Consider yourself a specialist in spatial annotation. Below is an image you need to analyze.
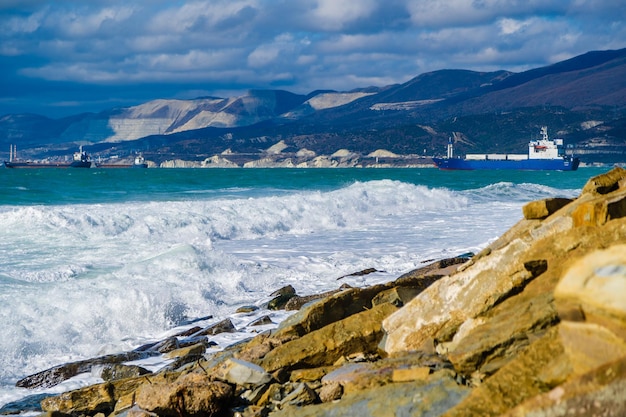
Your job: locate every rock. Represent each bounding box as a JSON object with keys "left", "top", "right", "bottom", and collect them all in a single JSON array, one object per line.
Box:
[
  {"left": 283, "top": 288, "right": 344, "bottom": 311},
  {"left": 442, "top": 321, "right": 626, "bottom": 416},
  {"left": 41, "top": 370, "right": 179, "bottom": 415},
  {"left": 0, "top": 393, "right": 54, "bottom": 415},
  {"left": 214, "top": 358, "right": 272, "bottom": 386},
  {"left": 554, "top": 243, "right": 626, "bottom": 340},
  {"left": 260, "top": 303, "right": 397, "bottom": 373},
  {"left": 100, "top": 364, "right": 151, "bottom": 381},
  {"left": 272, "top": 285, "right": 390, "bottom": 340},
  {"left": 41, "top": 383, "right": 115, "bottom": 414},
  {"left": 191, "top": 318, "right": 236, "bottom": 336},
  {"left": 135, "top": 373, "right": 233, "bottom": 417},
  {"left": 371, "top": 286, "right": 423, "bottom": 307},
  {"left": 391, "top": 366, "right": 431, "bottom": 382},
  {"left": 268, "top": 285, "right": 297, "bottom": 310},
  {"left": 500, "top": 355, "right": 626, "bottom": 417},
  {"left": 16, "top": 351, "right": 157, "bottom": 389},
  {"left": 164, "top": 341, "right": 207, "bottom": 359},
  {"left": 249, "top": 315, "right": 274, "bottom": 326},
  {"left": 278, "top": 383, "right": 318, "bottom": 408},
  {"left": 383, "top": 239, "right": 544, "bottom": 354},
  {"left": 571, "top": 191, "right": 626, "bottom": 227},
  {"left": 269, "top": 372, "right": 469, "bottom": 417},
  {"left": 318, "top": 381, "right": 343, "bottom": 402},
  {"left": 522, "top": 197, "right": 573, "bottom": 220},
  {"left": 581, "top": 166, "right": 626, "bottom": 195},
  {"left": 236, "top": 305, "right": 260, "bottom": 313}
]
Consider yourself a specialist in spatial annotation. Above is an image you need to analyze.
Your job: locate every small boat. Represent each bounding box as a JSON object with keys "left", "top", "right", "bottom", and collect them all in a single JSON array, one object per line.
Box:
[
  {"left": 4, "top": 145, "right": 92, "bottom": 168},
  {"left": 432, "top": 127, "right": 580, "bottom": 171}
]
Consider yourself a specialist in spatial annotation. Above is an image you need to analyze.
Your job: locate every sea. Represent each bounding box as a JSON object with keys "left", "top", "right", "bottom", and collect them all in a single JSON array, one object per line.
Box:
[{"left": 0, "top": 166, "right": 608, "bottom": 410}]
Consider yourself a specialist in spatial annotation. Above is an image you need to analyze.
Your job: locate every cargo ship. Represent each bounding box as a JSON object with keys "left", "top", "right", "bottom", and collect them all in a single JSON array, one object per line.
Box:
[
  {"left": 432, "top": 127, "right": 579, "bottom": 171},
  {"left": 4, "top": 145, "right": 92, "bottom": 168}
]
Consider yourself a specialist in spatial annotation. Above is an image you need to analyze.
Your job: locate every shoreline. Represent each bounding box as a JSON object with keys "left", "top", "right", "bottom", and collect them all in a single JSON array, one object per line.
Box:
[{"left": 2, "top": 167, "right": 626, "bottom": 416}]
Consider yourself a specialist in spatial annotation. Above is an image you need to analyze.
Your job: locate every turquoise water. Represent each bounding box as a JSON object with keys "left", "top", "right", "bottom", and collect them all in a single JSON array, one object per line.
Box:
[
  {"left": 0, "top": 167, "right": 604, "bottom": 206},
  {"left": 0, "top": 165, "right": 611, "bottom": 408}
]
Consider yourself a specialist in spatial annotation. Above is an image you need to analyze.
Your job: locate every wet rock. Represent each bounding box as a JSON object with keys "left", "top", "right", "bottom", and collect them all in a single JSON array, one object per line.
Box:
[
  {"left": 134, "top": 373, "right": 233, "bottom": 417},
  {"left": 236, "top": 305, "right": 260, "bottom": 313},
  {"left": 371, "top": 286, "right": 423, "bottom": 307},
  {"left": 267, "top": 285, "right": 297, "bottom": 310},
  {"left": 283, "top": 288, "right": 344, "bottom": 311},
  {"left": 100, "top": 364, "right": 151, "bottom": 382},
  {"left": 0, "top": 393, "right": 54, "bottom": 415},
  {"left": 16, "top": 351, "right": 157, "bottom": 389},
  {"left": 249, "top": 315, "right": 274, "bottom": 326},
  {"left": 164, "top": 341, "right": 207, "bottom": 359},
  {"left": 191, "top": 318, "right": 236, "bottom": 336}
]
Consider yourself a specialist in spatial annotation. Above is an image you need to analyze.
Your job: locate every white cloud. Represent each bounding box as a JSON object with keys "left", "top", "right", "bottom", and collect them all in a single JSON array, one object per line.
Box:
[{"left": 310, "top": 0, "right": 378, "bottom": 30}]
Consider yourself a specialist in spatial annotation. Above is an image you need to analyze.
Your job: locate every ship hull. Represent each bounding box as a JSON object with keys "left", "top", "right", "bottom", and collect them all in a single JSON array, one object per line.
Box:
[
  {"left": 432, "top": 157, "right": 580, "bottom": 171},
  {"left": 4, "top": 161, "right": 92, "bottom": 168}
]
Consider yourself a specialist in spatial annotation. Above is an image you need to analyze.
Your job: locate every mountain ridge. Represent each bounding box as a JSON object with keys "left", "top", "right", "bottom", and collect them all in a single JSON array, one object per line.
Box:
[{"left": 2, "top": 47, "right": 626, "bottom": 164}]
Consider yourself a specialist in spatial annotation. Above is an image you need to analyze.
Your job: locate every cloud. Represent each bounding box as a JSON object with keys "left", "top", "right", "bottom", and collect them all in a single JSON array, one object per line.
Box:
[{"left": 0, "top": 0, "right": 624, "bottom": 117}]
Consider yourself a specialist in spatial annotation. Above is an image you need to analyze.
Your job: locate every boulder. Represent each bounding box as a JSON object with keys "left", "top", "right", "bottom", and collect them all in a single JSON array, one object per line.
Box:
[
  {"left": 269, "top": 372, "right": 469, "bottom": 417},
  {"left": 191, "top": 318, "right": 236, "bottom": 337},
  {"left": 501, "top": 355, "right": 626, "bottom": 417},
  {"left": 214, "top": 358, "right": 272, "bottom": 386},
  {"left": 522, "top": 197, "right": 573, "bottom": 220},
  {"left": 260, "top": 303, "right": 397, "bottom": 373},
  {"left": 442, "top": 321, "right": 626, "bottom": 416},
  {"left": 554, "top": 243, "right": 626, "bottom": 340},
  {"left": 134, "top": 373, "right": 233, "bottom": 417},
  {"left": 383, "top": 239, "right": 544, "bottom": 354}
]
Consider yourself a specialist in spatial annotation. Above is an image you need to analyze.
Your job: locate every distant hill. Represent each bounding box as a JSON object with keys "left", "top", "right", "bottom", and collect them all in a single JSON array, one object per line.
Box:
[{"left": 2, "top": 48, "right": 625, "bottom": 164}]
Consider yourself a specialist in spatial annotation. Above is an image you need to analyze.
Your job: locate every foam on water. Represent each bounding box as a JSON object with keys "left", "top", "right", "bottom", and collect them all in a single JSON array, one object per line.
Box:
[{"left": 0, "top": 179, "right": 580, "bottom": 407}]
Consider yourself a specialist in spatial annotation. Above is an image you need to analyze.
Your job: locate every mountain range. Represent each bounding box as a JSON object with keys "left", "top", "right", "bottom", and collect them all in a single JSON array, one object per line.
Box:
[{"left": 2, "top": 47, "right": 626, "bottom": 165}]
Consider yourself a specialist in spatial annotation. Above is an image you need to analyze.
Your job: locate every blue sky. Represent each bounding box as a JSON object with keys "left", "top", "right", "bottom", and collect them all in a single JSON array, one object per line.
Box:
[{"left": 1, "top": 0, "right": 624, "bottom": 118}]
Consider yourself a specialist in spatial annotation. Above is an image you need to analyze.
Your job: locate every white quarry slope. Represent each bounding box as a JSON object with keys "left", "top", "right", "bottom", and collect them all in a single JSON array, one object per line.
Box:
[{"left": 281, "top": 91, "right": 375, "bottom": 119}]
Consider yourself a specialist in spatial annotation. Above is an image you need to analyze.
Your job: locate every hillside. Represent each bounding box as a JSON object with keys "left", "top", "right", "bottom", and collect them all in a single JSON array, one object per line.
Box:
[{"left": 1, "top": 48, "right": 625, "bottom": 165}]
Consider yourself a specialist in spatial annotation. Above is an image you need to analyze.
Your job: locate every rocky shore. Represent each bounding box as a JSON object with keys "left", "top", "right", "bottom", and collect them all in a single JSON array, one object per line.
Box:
[{"left": 3, "top": 168, "right": 626, "bottom": 417}]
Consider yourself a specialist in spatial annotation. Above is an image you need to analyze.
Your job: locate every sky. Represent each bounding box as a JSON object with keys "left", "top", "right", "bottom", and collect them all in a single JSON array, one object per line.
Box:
[{"left": 1, "top": 0, "right": 624, "bottom": 118}]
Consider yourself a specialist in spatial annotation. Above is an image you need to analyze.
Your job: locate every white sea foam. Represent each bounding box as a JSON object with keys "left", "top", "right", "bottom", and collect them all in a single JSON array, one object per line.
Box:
[{"left": 0, "top": 179, "right": 575, "bottom": 408}]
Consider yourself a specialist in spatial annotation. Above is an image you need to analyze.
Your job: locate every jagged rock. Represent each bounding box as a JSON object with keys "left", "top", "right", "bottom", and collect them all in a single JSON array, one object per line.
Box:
[
  {"left": 501, "top": 355, "right": 626, "bottom": 417},
  {"left": 273, "top": 285, "right": 390, "bottom": 339},
  {"left": 42, "top": 370, "right": 180, "bottom": 415},
  {"left": 236, "top": 305, "right": 260, "bottom": 313},
  {"left": 100, "top": 364, "right": 151, "bottom": 381},
  {"left": 0, "top": 393, "right": 54, "bottom": 415},
  {"left": 442, "top": 321, "right": 626, "bottom": 416},
  {"left": 260, "top": 303, "right": 397, "bottom": 373},
  {"left": 581, "top": 166, "right": 626, "bottom": 195},
  {"left": 554, "top": 243, "right": 626, "bottom": 339},
  {"left": 571, "top": 190, "right": 626, "bottom": 226},
  {"left": 41, "top": 383, "right": 116, "bottom": 415},
  {"left": 383, "top": 239, "right": 545, "bottom": 354},
  {"left": 371, "top": 286, "right": 423, "bottom": 307},
  {"left": 283, "top": 288, "right": 344, "bottom": 311},
  {"left": 191, "top": 318, "right": 236, "bottom": 336},
  {"left": 522, "top": 197, "right": 573, "bottom": 219},
  {"left": 278, "top": 382, "right": 318, "bottom": 408},
  {"left": 135, "top": 373, "right": 233, "bottom": 417},
  {"left": 269, "top": 372, "right": 469, "bottom": 417},
  {"left": 318, "top": 381, "right": 343, "bottom": 402},
  {"left": 164, "top": 341, "right": 207, "bottom": 359},
  {"left": 267, "top": 285, "right": 297, "bottom": 310},
  {"left": 248, "top": 315, "right": 274, "bottom": 326},
  {"left": 16, "top": 351, "right": 157, "bottom": 389},
  {"left": 214, "top": 358, "right": 272, "bottom": 386}
]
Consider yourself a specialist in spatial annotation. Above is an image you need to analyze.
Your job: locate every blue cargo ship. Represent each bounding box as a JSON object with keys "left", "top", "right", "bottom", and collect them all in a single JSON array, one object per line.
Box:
[{"left": 433, "top": 127, "right": 579, "bottom": 171}]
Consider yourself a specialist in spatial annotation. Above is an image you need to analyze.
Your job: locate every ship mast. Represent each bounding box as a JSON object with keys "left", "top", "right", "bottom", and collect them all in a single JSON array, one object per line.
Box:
[{"left": 447, "top": 137, "right": 454, "bottom": 159}]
